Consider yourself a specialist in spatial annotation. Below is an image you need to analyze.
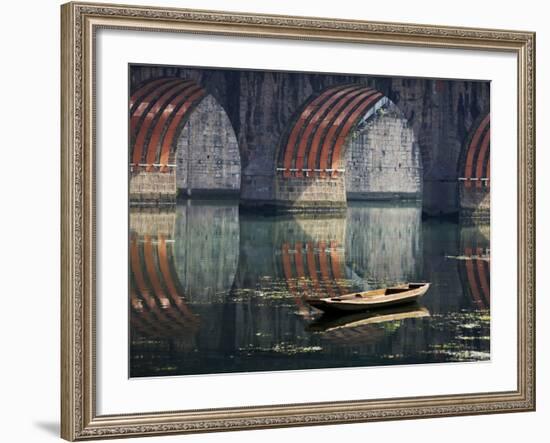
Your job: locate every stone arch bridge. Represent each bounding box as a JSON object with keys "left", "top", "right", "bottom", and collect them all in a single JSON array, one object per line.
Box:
[{"left": 129, "top": 65, "right": 490, "bottom": 217}]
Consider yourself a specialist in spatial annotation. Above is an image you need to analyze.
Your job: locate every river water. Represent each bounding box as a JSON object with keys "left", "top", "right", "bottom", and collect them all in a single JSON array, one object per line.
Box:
[{"left": 129, "top": 200, "right": 490, "bottom": 377}]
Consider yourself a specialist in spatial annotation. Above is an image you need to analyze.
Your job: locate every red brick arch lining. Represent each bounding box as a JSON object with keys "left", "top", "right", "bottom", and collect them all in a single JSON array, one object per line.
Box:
[
  {"left": 279, "top": 84, "right": 384, "bottom": 179},
  {"left": 462, "top": 114, "right": 490, "bottom": 189},
  {"left": 130, "top": 78, "right": 206, "bottom": 173}
]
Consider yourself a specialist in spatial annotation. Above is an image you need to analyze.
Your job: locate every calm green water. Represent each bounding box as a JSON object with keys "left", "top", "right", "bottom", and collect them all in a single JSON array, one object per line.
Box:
[{"left": 129, "top": 201, "right": 490, "bottom": 377}]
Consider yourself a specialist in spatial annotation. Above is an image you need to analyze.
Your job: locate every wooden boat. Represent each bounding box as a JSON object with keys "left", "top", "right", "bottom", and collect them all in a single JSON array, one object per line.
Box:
[
  {"left": 306, "top": 283, "right": 430, "bottom": 313},
  {"left": 307, "top": 304, "right": 430, "bottom": 333}
]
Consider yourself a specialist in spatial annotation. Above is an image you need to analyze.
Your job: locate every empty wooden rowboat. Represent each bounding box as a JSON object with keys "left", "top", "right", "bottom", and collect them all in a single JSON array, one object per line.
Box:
[{"left": 306, "top": 283, "right": 430, "bottom": 313}]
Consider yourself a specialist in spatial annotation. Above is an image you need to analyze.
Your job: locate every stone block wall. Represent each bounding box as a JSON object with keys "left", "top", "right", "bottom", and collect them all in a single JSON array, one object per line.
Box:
[
  {"left": 176, "top": 95, "right": 240, "bottom": 196},
  {"left": 274, "top": 174, "right": 347, "bottom": 211},
  {"left": 345, "top": 101, "right": 422, "bottom": 200},
  {"left": 129, "top": 170, "right": 176, "bottom": 203},
  {"left": 345, "top": 202, "right": 422, "bottom": 287}
]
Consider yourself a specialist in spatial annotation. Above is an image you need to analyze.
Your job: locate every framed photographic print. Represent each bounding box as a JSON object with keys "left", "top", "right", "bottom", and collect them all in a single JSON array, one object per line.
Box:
[{"left": 61, "top": 1, "right": 536, "bottom": 440}]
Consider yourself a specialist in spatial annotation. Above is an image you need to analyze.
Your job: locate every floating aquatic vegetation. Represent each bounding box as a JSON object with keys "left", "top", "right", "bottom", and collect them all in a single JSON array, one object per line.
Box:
[{"left": 238, "top": 342, "right": 323, "bottom": 355}]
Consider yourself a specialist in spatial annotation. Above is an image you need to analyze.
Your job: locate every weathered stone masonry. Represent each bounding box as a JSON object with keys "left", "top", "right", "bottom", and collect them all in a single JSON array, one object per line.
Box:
[
  {"left": 176, "top": 95, "right": 241, "bottom": 197},
  {"left": 130, "top": 67, "right": 490, "bottom": 215}
]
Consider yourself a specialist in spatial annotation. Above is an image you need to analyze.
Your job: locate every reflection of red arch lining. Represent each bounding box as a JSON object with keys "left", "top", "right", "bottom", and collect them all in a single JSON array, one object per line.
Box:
[
  {"left": 130, "top": 277, "right": 195, "bottom": 337},
  {"left": 143, "top": 235, "right": 190, "bottom": 328},
  {"left": 464, "top": 247, "right": 483, "bottom": 308},
  {"left": 130, "top": 286, "right": 168, "bottom": 336},
  {"left": 294, "top": 242, "right": 312, "bottom": 297},
  {"left": 158, "top": 88, "right": 206, "bottom": 171},
  {"left": 130, "top": 78, "right": 175, "bottom": 114},
  {"left": 143, "top": 236, "right": 170, "bottom": 307},
  {"left": 133, "top": 82, "right": 192, "bottom": 167},
  {"left": 464, "top": 115, "right": 489, "bottom": 177},
  {"left": 140, "top": 81, "right": 193, "bottom": 168},
  {"left": 130, "top": 79, "right": 182, "bottom": 141},
  {"left": 130, "top": 233, "right": 197, "bottom": 333},
  {"left": 130, "top": 236, "right": 173, "bottom": 326},
  {"left": 145, "top": 84, "right": 203, "bottom": 171},
  {"left": 157, "top": 236, "right": 197, "bottom": 320},
  {"left": 476, "top": 248, "right": 490, "bottom": 306},
  {"left": 281, "top": 243, "right": 306, "bottom": 310},
  {"left": 309, "top": 88, "right": 376, "bottom": 177},
  {"left": 464, "top": 247, "right": 486, "bottom": 309}
]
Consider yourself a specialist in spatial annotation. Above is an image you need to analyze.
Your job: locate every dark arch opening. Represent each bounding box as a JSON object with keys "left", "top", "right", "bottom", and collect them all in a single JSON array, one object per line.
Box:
[{"left": 274, "top": 84, "right": 422, "bottom": 209}]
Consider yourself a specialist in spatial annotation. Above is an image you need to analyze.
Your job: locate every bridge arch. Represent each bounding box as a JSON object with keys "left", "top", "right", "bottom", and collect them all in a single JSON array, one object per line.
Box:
[
  {"left": 274, "top": 84, "right": 422, "bottom": 209},
  {"left": 457, "top": 223, "right": 490, "bottom": 310},
  {"left": 129, "top": 77, "right": 241, "bottom": 202}
]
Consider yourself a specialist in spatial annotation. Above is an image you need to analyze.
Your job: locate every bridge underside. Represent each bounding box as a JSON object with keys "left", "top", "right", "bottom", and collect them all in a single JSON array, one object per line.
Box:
[{"left": 128, "top": 70, "right": 490, "bottom": 218}]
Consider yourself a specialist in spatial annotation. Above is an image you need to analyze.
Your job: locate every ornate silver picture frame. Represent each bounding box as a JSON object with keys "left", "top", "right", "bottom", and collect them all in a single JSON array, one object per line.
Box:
[{"left": 61, "top": 1, "right": 535, "bottom": 440}]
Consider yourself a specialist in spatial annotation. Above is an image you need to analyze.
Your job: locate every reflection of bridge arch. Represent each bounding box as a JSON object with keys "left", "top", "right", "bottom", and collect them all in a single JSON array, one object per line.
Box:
[
  {"left": 130, "top": 231, "right": 199, "bottom": 340},
  {"left": 129, "top": 77, "right": 241, "bottom": 201},
  {"left": 458, "top": 224, "right": 490, "bottom": 310},
  {"left": 274, "top": 84, "right": 421, "bottom": 208},
  {"left": 458, "top": 114, "right": 490, "bottom": 217},
  {"left": 232, "top": 207, "right": 424, "bottom": 317}
]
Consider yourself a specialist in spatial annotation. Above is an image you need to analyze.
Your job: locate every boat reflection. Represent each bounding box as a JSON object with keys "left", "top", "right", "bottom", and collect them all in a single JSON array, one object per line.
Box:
[{"left": 307, "top": 303, "right": 430, "bottom": 333}]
